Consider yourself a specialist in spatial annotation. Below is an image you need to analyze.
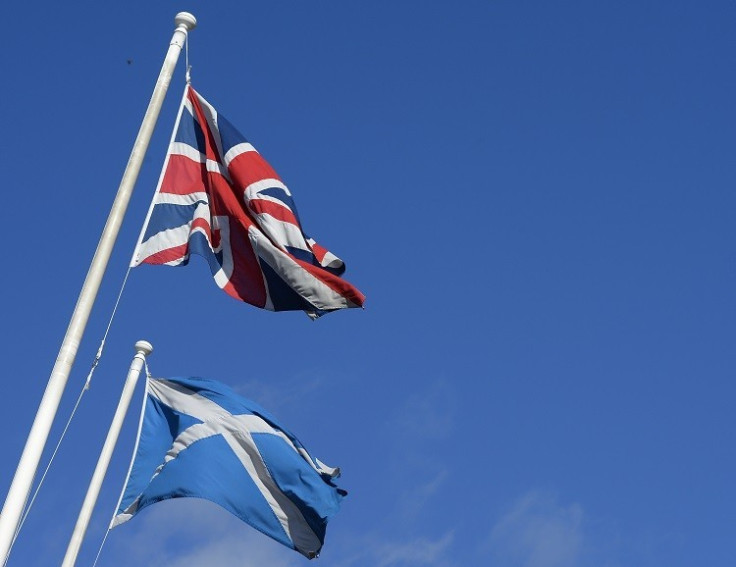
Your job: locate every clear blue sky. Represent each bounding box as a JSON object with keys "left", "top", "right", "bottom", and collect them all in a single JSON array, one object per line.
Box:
[{"left": 0, "top": 2, "right": 734, "bottom": 566}]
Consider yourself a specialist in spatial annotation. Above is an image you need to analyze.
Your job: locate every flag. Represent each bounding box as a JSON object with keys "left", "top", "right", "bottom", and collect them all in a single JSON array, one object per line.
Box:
[
  {"left": 113, "top": 376, "right": 345, "bottom": 559},
  {"left": 131, "top": 86, "right": 364, "bottom": 318}
]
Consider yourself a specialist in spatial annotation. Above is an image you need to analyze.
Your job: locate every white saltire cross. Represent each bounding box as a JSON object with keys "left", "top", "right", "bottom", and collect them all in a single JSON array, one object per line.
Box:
[{"left": 115, "top": 378, "right": 329, "bottom": 555}]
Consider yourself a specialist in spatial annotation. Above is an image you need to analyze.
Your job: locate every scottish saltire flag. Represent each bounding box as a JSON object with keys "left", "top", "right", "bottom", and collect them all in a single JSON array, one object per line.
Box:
[
  {"left": 131, "top": 86, "right": 364, "bottom": 318},
  {"left": 112, "top": 376, "right": 345, "bottom": 559}
]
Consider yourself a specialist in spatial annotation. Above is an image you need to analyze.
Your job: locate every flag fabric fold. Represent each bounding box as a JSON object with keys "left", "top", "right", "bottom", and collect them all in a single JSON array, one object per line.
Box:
[
  {"left": 112, "top": 375, "right": 345, "bottom": 559},
  {"left": 132, "top": 85, "right": 364, "bottom": 318}
]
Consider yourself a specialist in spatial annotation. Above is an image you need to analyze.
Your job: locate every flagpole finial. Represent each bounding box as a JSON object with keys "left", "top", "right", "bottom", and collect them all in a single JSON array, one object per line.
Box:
[
  {"left": 134, "top": 340, "right": 154, "bottom": 357},
  {"left": 175, "top": 12, "right": 197, "bottom": 32}
]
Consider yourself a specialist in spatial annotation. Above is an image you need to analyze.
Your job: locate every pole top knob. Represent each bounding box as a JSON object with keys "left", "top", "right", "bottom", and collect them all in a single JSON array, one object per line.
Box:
[
  {"left": 134, "top": 340, "right": 154, "bottom": 357},
  {"left": 175, "top": 12, "right": 197, "bottom": 31}
]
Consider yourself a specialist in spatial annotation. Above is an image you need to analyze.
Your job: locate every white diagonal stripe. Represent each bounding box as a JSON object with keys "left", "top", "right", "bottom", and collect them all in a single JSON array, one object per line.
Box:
[
  {"left": 193, "top": 92, "right": 226, "bottom": 164},
  {"left": 149, "top": 380, "right": 306, "bottom": 465},
  {"left": 142, "top": 379, "right": 322, "bottom": 554},
  {"left": 247, "top": 227, "right": 353, "bottom": 310},
  {"left": 223, "top": 142, "right": 257, "bottom": 168},
  {"left": 169, "top": 142, "right": 229, "bottom": 178},
  {"left": 222, "top": 430, "right": 322, "bottom": 555},
  {"left": 135, "top": 202, "right": 212, "bottom": 265},
  {"left": 245, "top": 178, "right": 292, "bottom": 199},
  {"left": 148, "top": 379, "right": 230, "bottom": 423},
  {"left": 254, "top": 215, "right": 310, "bottom": 252},
  {"left": 154, "top": 191, "right": 209, "bottom": 206}
]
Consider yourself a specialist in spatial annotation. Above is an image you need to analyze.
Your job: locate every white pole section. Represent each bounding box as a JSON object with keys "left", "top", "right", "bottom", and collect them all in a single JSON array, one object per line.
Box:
[
  {"left": 61, "top": 341, "right": 153, "bottom": 567},
  {"left": 0, "top": 13, "right": 196, "bottom": 564}
]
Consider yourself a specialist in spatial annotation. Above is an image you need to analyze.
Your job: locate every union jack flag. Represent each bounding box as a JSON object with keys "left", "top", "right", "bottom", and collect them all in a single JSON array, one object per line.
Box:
[{"left": 131, "top": 86, "right": 364, "bottom": 318}]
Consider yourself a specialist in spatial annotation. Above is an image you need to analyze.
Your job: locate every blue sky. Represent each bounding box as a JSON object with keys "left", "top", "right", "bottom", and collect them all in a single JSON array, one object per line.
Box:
[{"left": 0, "top": 2, "right": 734, "bottom": 566}]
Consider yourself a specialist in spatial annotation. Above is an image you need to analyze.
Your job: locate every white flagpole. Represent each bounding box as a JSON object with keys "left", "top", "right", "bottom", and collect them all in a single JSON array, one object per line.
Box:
[
  {"left": 61, "top": 341, "right": 153, "bottom": 567},
  {"left": 0, "top": 13, "right": 196, "bottom": 563}
]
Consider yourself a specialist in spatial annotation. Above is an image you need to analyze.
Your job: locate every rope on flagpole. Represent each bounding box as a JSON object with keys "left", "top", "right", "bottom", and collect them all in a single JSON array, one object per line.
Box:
[
  {"left": 84, "top": 265, "right": 134, "bottom": 391},
  {"left": 3, "top": 265, "right": 136, "bottom": 561},
  {"left": 90, "top": 359, "right": 152, "bottom": 567},
  {"left": 3, "top": 15, "right": 195, "bottom": 556},
  {"left": 185, "top": 28, "right": 192, "bottom": 84},
  {"left": 90, "top": 525, "right": 111, "bottom": 567},
  {"left": 25, "top": 71, "right": 196, "bottom": 546},
  {"left": 6, "top": 385, "right": 87, "bottom": 559},
  {"left": 0, "top": 15, "right": 197, "bottom": 561}
]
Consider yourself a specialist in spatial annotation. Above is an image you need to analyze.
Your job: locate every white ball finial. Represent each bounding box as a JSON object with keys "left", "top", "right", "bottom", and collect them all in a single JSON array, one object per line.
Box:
[
  {"left": 134, "top": 340, "right": 154, "bottom": 357},
  {"left": 175, "top": 12, "right": 197, "bottom": 31}
]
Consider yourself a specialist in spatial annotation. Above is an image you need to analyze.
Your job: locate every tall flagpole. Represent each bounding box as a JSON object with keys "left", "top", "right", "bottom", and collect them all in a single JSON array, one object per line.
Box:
[
  {"left": 0, "top": 13, "right": 196, "bottom": 564},
  {"left": 61, "top": 341, "right": 153, "bottom": 567}
]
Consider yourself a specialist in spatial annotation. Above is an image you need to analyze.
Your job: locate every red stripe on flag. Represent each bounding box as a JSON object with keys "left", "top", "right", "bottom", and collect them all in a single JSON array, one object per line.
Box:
[
  {"left": 309, "top": 241, "right": 328, "bottom": 264},
  {"left": 142, "top": 244, "right": 189, "bottom": 265},
  {"left": 188, "top": 88, "right": 224, "bottom": 164},
  {"left": 160, "top": 155, "right": 207, "bottom": 195},
  {"left": 248, "top": 199, "right": 299, "bottom": 226},
  {"left": 204, "top": 170, "right": 269, "bottom": 307},
  {"left": 228, "top": 150, "right": 281, "bottom": 192},
  {"left": 190, "top": 217, "right": 210, "bottom": 234}
]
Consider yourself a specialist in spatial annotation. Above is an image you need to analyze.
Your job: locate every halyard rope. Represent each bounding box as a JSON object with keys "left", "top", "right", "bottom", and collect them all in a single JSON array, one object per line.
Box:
[
  {"left": 6, "top": 29, "right": 194, "bottom": 560},
  {"left": 5, "top": 265, "right": 134, "bottom": 562},
  {"left": 91, "top": 360, "right": 152, "bottom": 567},
  {"left": 185, "top": 31, "right": 192, "bottom": 84},
  {"left": 90, "top": 521, "right": 111, "bottom": 567}
]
